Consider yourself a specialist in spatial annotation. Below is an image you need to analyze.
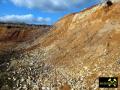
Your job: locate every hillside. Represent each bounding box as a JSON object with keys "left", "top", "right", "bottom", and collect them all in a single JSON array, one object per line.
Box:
[
  {"left": 33, "top": 2, "right": 120, "bottom": 89},
  {"left": 0, "top": 1, "right": 120, "bottom": 90}
]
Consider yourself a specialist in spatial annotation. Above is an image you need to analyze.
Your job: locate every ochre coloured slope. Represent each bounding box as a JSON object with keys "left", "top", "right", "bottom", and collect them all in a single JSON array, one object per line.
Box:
[{"left": 31, "top": 3, "right": 120, "bottom": 89}]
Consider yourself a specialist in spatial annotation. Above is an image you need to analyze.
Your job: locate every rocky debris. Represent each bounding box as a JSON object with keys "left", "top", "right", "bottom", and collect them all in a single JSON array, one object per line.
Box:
[
  {"left": 0, "top": 48, "right": 74, "bottom": 90},
  {"left": 0, "top": 49, "right": 52, "bottom": 90}
]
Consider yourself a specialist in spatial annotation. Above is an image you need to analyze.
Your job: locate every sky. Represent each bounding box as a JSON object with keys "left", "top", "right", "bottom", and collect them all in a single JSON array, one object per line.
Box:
[{"left": 0, "top": 0, "right": 101, "bottom": 25}]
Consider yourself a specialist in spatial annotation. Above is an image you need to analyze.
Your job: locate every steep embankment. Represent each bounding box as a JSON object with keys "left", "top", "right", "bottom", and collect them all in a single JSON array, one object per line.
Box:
[
  {"left": 40, "top": 3, "right": 120, "bottom": 67},
  {"left": 33, "top": 2, "right": 120, "bottom": 89},
  {"left": 1, "top": 1, "right": 120, "bottom": 90}
]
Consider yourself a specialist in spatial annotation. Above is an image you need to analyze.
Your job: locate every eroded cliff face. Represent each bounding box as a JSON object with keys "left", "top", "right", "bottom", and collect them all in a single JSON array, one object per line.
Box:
[
  {"left": 0, "top": 23, "right": 51, "bottom": 53},
  {"left": 0, "top": 2, "right": 120, "bottom": 90}
]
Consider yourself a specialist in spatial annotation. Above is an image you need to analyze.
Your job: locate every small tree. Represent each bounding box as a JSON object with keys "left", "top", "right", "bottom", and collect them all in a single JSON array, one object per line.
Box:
[{"left": 106, "top": 0, "right": 113, "bottom": 7}]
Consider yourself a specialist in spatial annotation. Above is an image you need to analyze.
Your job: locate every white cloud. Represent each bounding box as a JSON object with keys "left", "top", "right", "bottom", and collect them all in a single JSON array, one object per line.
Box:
[
  {"left": 0, "top": 14, "right": 51, "bottom": 24},
  {"left": 10, "top": 0, "right": 101, "bottom": 12}
]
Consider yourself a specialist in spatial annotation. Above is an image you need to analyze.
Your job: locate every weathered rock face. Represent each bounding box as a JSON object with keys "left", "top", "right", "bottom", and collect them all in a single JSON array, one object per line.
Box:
[{"left": 0, "top": 2, "right": 120, "bottom": 90}]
